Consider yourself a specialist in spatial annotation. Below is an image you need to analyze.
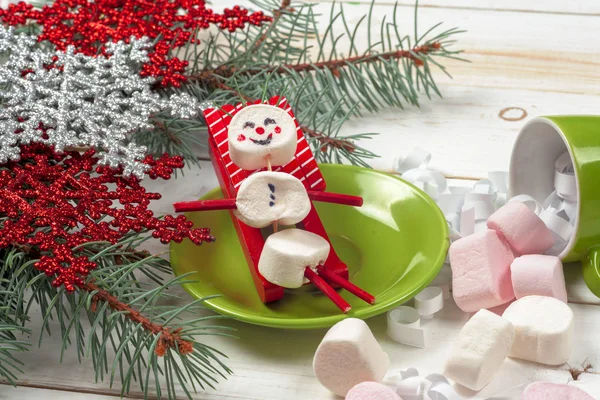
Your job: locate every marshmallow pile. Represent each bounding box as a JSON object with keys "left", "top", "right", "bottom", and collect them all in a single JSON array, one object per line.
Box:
[
  {"left": 228, "top": 104, "right": 330, "bottom": 289},
  {"left": 446, "top": 201, "right": 575, "bottom": 391},
  {"left": 445, "top": 296, "right": 574, "bottom": 391},
  {"left": 449, "top": 201, "right": 568, "bottom": 312},
  {"left": 395, "top": 149, "right": 580, "bottom": 393}
]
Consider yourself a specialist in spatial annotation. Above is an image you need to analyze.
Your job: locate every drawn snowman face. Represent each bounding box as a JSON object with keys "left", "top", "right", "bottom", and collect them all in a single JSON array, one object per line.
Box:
[{"left": 228, "top": 104, "right": 297, "bottom": 170}]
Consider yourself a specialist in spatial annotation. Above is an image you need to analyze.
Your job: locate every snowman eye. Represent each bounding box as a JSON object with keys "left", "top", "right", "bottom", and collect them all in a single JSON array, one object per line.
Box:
[
  {"left": 264, "top": 118, "right": 276, "bottom": 126},
  {"left": 243, "top": 121, "right": 255, "bottom": 129}
]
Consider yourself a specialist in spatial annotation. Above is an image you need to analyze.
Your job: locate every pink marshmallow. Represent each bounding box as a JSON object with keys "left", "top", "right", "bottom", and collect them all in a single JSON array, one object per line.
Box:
[
  {"left": 345, "top": 382, "right": 401, "bottom": 400},
  {"left": 487, "top": 202, "right": 554, "bottom": 255},
  {"left": 523, "top": 382, "right": 594, "bottom": 400},
  {"left": 511, "top": 255, "right": 568, "bottom": 302},
  {"left": 449, "top": 229, "right": 515, "bottom": 312}
]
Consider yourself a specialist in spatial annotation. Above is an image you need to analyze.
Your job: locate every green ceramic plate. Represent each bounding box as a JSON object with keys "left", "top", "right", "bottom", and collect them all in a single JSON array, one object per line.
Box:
[{"left": 170, "top": 164, "right": 449, "bottom": 329}]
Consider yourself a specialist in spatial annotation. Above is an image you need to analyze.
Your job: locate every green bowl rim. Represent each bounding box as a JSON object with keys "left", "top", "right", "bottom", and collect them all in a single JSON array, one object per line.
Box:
[{"left": 170, "top": 163, "right": 449, "bottom": 329}]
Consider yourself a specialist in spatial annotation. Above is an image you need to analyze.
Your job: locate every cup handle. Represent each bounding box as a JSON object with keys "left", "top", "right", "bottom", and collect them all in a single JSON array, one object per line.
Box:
[{"left": 583, "top": 247, "right": 600, "bottom": 298}]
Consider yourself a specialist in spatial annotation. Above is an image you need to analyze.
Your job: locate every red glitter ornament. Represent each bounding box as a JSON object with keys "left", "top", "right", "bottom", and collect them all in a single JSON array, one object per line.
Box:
[
  {"left": 0, "top": 142, "right": 214, "bottom": 292},
  {"left": 0, "top": 1, "right": 272, "bottom": 87}
]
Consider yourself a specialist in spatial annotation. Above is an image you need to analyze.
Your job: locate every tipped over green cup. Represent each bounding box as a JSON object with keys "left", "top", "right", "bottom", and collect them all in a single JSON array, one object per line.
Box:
[{"left": 509, "top": 116, "right": 600, "bottom": 297}]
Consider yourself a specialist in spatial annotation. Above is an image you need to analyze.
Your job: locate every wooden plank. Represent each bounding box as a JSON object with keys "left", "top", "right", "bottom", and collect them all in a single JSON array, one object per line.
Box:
[
  {"left": 0, "top": 386, "right": 125, "bottom": 400},
  {"left": 5, "top": 1, "right": 600, "bottom": 398},
  {"left": 332, "top": 0, "right": 600, "bottom": 16}
]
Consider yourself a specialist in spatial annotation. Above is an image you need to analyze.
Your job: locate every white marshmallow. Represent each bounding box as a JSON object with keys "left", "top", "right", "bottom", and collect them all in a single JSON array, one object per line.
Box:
[
  {"left": 502, "top": 295, "right": 574, "bottom": 366},
  {"left": 444, "top": 309, "right": 514, "bottom": 391},
  {"left": 313, "top": 318, "right": 390, "bottom": 397},
  {"left": 258, "top": 229, "right": 330, "bottom": 288},
  {"left": 235, "top": 171, "right": 311, "bottom": 228},
  {"left": 228, "top": 104, "right": 297, "bottom": 170}
]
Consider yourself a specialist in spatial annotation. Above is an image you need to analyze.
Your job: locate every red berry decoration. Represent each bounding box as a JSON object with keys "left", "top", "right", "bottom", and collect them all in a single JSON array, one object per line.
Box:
[
  {"left": 0, "top": 1, "right": 272, "bottom": 87},
  {"left": 0, "top": 142, "right": 214, "bottom": 292}
]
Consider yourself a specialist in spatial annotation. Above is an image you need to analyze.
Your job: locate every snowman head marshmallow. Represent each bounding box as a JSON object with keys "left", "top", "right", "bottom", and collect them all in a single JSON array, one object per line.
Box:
[{"left": 228, "top": 104, "right": 297, "bottom": 170}]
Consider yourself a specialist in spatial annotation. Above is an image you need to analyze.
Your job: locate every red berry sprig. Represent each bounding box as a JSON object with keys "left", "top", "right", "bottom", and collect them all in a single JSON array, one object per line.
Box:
[
  {"left": 0, "top": 1, "right": 272, "bottom": 87},
  {"left": 0, "top": 142, "right": 213, "bottom": 292}
]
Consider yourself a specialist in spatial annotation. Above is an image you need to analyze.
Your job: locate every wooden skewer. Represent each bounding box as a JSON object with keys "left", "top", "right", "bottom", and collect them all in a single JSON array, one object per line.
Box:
[
  {"left": 174, "top": 191, "right": 362, "bottom": 213},
  {"left": 266, "top": 155, "right": 278, "bottom": 233},
  {"left": 317, "top": 267, "right": 375, "bottom": 305},
  {"left": 304, "top": 267, "right": 351, "bottom": 313}
]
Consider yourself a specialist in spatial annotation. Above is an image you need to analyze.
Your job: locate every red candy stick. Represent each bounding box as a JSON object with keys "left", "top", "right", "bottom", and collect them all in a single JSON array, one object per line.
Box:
[
  {"left": 318, "top": 267, "right": 375, "bottom": 305},
  {"left": 174, "top": 198, "right": 236, "bottom": 213},
  {"left": 304, "top": 267, "right": 352, "bottom": 313}
]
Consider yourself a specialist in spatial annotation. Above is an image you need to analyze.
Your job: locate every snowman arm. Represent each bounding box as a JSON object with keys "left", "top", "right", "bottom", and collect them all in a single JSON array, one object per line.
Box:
[
  {"left": 173, "top": 198, "right": 236, "bottom": 213},
  {"left": 306, "top": 191, "right": 363, "bottom": 207}
]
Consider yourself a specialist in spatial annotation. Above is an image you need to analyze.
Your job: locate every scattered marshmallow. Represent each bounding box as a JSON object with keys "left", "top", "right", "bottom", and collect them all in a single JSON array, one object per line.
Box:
[
  {"left": 345, "top": 382, "right": 401, "bottom": 400},
  {"left": 449, "top": 230, "right": 515, "bottom": 312},
  {"left": 510, "top": 255, "right": 567, "bottom": 302},
  {"left": 258, "top": 228, "right": 330, "bottom": 288},
  {"left": 487, "top": 201, "right": 554, "bottom": 255},
  {"left": 502, "top": 295, "right": 574, "bottom": 365},
  {"left": 235, "top": 171, "right": 311, "bottom": 228},
  {"left": 228, "top": 104, "right": 298, "bottom": 170},
  {"left": 523, "top": 382, "right": 594, "bottom": 400},
  {"left": 444, "top": 309, "right": 515, "bottom": 391},
  {"left": 313, "top": 318, "right": 390, "bottom": 397}
]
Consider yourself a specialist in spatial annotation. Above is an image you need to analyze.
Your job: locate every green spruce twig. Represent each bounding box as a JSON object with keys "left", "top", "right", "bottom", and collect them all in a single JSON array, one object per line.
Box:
[
  {"left": 2, "top": 238, "right": 232, "bottom": 399},
  {"left": 164, "top": 0, "right": 465, "bottom": 167}
]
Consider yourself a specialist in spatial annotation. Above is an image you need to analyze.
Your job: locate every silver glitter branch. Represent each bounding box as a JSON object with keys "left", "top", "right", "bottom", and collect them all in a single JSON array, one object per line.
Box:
[{"left": 0, "top": 27, "right": 198, "bottom": 177}]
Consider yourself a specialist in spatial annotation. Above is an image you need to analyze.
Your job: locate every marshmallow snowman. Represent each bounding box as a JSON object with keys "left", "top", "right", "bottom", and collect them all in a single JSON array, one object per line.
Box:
[
  {"left": 228, "top": 104, "right": 298, "bottom": 170},
  {"left": 229, "top": 104, "right": 328, "bottom": 290},
  {"left": 235, "top": 171, "right": 311, "bottom": 228}
]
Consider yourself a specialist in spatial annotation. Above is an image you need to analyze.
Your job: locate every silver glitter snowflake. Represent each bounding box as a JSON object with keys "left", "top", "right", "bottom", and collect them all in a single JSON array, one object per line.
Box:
[{"left": 0, "top": 27, "right": 198, "bottom": 177}]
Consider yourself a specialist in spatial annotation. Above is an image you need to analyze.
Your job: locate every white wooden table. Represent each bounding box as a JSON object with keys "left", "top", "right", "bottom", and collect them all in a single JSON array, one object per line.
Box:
[{"left": 4, "top": 1, "right": 600, "bottom": 399}]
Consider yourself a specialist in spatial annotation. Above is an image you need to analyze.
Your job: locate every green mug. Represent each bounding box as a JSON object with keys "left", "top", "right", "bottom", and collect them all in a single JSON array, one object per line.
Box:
[{"left": 509, "top": 116, "right": 600, "bottom": 297}]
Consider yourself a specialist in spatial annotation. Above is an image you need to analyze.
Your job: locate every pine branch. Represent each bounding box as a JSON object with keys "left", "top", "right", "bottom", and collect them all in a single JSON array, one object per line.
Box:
[
  {"left": 0, "top": 319, "right": 29, "bottom": 385},
  {"left": 268, "top": 42, "right": 442, "bottom": 74},
  {"left": 167, "top": 0, "right": 465, "bottom": 167},
  {"left": 0, "top": 252, "right": 31, "bottom": 385},
  {"left": 251, "top": 0, "right": 293, "bottom": 50},
  {"left": 6, "top": 236, "right": 231, "bottom": 399},
  {"left": 84, "top": 281, "right": 194, "bottom": 357}
]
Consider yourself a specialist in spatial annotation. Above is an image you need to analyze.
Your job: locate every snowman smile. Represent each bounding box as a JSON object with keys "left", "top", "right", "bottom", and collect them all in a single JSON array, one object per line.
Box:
[{"left": 250, "top": 133, "right": 273, "bottom": 146}]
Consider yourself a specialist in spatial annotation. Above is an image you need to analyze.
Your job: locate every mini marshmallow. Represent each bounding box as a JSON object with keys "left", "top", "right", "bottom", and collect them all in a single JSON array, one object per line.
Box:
[
  {"left": 523, "top": 382, "right": 594, "bottom": 400},
  {"left": 345, "top": 382, "right": 401, "bottom": 400},
  {"left": 235, "top": 171, "right": 311, "bottom": 228},
  {"left": 313, "top": 318, "right": 390, "bottom": 397},
  {"left": 502, "top": 295, "right": 574, "bottom": 365},
  {"left": 258, "top": 229, "right": 330, "bottom": 288},
  {"left": 228, "top": 104, "right": 297, "bottom": 170},
  {"left": 510, "top": 255, "right": 567, "bottom": 302},
  {"left": 448, "top": 230, "right": 515, "bottom": 312},
  {"left": 487, "top": 201, "right": 554, "bottom": 255},
  {"left": 444, "top": 309, "right": 514, "bottom": 391}
]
